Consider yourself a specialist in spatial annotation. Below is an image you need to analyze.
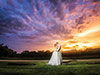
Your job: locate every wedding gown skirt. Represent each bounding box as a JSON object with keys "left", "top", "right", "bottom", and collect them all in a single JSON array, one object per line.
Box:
[{"left": 48, "top": 50, "right": 62, "bottom": 65}]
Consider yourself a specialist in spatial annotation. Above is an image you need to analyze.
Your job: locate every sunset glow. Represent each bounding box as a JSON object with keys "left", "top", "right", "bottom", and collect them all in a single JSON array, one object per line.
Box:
[
  {"left": 62, "top": 21, "right": 100, "bottom": 51},
  {"left": 0, "top": 0, "right": 100, "bottom": 52}
]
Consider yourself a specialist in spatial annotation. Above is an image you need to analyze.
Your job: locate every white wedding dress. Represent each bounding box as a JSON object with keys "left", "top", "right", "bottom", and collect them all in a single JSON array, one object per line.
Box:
[{"left": 48, "top": 44, "right": 62, "bottom": 66}]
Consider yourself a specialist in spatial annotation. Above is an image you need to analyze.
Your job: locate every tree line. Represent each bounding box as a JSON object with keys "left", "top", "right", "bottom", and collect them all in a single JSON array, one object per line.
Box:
[
  {"left": 0, "top": 43, "right": 100, "bottom": 58},
  {"left": 0, "top": 43, "right": 52, "bottom": 57}
]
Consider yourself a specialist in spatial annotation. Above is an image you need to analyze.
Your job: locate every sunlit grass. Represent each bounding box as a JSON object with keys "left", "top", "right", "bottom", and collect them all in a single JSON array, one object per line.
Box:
[{"left": 0, "top": 60, "right": 100, "bottom": 75}]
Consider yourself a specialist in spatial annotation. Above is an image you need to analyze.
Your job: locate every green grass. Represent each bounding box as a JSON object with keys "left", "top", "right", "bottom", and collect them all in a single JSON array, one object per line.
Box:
[{"left": 0, "top": 60, "right": 100, "bottom": 75}]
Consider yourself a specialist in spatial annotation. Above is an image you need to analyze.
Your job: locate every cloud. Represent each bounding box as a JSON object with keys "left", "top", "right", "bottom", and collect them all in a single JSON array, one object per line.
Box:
[
  {"left": 0, "top": 0, "right": 100, "bottom": 52},
  {"left": 92, "top": 0, "right": 100, "bottom": 2}
]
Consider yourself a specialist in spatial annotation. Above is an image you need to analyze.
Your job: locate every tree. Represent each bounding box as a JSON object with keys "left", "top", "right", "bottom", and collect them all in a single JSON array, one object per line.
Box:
[{"left": 0, "top": 43, "right": 17, "bottom": 57}]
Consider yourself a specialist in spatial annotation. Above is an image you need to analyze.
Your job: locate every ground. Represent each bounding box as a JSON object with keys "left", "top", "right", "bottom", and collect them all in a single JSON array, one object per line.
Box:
[{"left": 0, "top": 59, "right": 100, "bottom": 75}]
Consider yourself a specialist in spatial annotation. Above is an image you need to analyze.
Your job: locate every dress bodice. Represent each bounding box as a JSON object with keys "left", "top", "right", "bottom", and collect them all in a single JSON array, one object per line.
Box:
[{"left": 54, "top": 48, "right": 57, "bottom": 52}]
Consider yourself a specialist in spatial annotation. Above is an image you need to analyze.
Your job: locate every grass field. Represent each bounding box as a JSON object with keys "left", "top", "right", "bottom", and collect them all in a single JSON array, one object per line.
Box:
[{"left": 0, "top": 59, "right": 100, "bottom": 75}]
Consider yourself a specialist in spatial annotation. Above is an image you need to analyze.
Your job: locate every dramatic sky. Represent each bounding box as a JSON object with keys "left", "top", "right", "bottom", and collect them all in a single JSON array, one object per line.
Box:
[{"left": 0, "top": 0, "right": 100, "bottom": 52}]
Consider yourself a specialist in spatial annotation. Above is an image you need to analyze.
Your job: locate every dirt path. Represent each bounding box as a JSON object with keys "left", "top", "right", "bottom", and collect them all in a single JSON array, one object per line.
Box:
[
  {"left": 0, "top": 60, "right": 48, "bottom": 62},
  {"left": 0, "top": 59, "right": 100, "bottom": 62}
]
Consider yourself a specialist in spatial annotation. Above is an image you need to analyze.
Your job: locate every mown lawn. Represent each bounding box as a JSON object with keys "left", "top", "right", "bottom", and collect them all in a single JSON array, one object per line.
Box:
[{"left": 0, "top": 60, "right": 100, "bottom": 75}]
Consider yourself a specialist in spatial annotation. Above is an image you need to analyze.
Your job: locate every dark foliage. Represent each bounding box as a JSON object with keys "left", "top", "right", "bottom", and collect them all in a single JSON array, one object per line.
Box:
[
  {"left": 0, "top": 43, "right": 17, "bottom": 57},
  {"left": 0, "top": 43, "right": 100, "bottom": 58},
  {"left": 62, "top": 48, "right": 100, "bottom": 57},
  {"left": 19, "top": 50, "right": 52, "bottom": 57}
]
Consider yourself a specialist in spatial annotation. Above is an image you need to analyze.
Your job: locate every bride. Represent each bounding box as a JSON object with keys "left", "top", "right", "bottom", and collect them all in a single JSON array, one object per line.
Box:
[{"left": 48, "top": 42, "right": 62, "bottom": 65}]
